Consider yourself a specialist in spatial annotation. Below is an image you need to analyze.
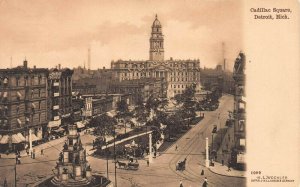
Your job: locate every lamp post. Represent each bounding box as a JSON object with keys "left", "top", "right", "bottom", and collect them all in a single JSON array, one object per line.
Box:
[
  {"left": 113, "top": 126, "right": 117, "bottom": 187},
  {"left": 106, "top": 139, "right": 109, "bottom": 180}
]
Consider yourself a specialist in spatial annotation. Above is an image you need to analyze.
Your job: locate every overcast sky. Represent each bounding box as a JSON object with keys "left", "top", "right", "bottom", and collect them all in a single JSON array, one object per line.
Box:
[{"left": 0, "top": 0, "right": 242, "bottom": 70}]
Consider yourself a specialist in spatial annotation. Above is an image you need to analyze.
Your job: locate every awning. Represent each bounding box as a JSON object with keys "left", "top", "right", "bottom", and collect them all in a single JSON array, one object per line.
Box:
[
  {"left": 106, "top": 111, "right": 116, "bottom": 117},
  {"left": 12, "top": 134, "right": 25, "bottom": 143},
  {"left": 30, "top": 134, "right": 39, "bottom": 142},
  {"left": 0, "top": 135, "right": 9, "bottom": 144},
  {"left": 31, "top": 103, "right": 36, "bottom": 109},
  {"left": 17, "top": 91, "right": 22, "bottom": 98},
  {"left": 48, "top": 119, "right": 61, "bottom": 128},
  {"left": 17, "top": 133, "right": 26, "bottom": 142},
  {"left": 76, "top": 121, "right": 85, "bottom": 129},
  {"left": 17, "top": 119, "right": 22, "bottom": 125},
  {"left": 53, "top": 127, "right": 65, "bottom": 133}
]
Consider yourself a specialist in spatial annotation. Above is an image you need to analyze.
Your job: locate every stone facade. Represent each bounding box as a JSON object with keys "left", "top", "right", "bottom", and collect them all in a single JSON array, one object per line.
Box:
[
  {"left": 109, "top": 78, "right": 167, "bottom": 102},
  {"left": 111, "top": 15, "right": 201, "bottom": 98}
]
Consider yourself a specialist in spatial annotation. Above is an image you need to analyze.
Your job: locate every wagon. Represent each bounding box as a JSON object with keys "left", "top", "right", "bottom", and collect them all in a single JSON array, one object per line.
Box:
[{"left": 176, "top": 158, "right": 187, "bottom": 171}]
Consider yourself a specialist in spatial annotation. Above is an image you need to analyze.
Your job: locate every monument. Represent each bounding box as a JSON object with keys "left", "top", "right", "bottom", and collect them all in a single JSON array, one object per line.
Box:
[{"left": 37, "top": 124, "right": 111, "bottom": 187}]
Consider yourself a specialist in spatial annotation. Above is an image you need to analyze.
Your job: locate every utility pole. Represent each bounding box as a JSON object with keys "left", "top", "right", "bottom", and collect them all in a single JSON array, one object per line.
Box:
[
  {"left": 15, "top": 164, "right": 17, "bottom": 187},
  {"left": 106, "top": 140, "right": 109, "bottom": 179},
  {"left": 113, "top": 126, "right": 117, "bottom": 187}
]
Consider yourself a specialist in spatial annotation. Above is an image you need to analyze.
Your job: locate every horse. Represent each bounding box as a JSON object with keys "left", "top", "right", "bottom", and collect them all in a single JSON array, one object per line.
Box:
[{"left": 116, "top": 160, "right": 127, "bottom": 169}]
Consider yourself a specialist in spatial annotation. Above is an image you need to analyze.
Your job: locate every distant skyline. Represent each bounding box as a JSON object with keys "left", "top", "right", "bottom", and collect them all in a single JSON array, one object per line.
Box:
[{"left": 0, "top": 0, "right": 243, "bottom": 70}]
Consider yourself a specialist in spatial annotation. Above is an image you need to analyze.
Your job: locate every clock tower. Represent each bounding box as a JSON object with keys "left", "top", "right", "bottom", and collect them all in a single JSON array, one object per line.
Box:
[{"left": 149, "top": 14, "right": 164, "bottom": 61}]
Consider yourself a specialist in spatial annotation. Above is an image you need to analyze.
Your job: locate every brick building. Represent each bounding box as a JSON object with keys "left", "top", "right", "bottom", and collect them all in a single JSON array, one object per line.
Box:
[
  {"left": 47, "top": 68, "right": 73, "bottom": 138},
  {"left": 0, "top": 60, "right": 48, "bottom": 152}
]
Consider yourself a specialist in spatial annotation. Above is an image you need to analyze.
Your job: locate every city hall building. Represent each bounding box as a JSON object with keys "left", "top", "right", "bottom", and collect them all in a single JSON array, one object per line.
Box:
[{"left": 111, "top": 15, "right": 201, "bottom": 98}]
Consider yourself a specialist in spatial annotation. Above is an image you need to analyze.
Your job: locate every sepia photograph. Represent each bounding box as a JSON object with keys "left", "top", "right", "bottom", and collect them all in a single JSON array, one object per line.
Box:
[{"left": 0, "top": 0, "right": 298, "bottom": 186}]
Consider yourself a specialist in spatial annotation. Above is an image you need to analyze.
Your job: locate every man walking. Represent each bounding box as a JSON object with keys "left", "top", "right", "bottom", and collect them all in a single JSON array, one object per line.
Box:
[
  {"left": 227, "top": 161, "right": 231, "bottom": 171},
  {"left": 175, "top": 145, "right": 178, "bottom": 151},
  {"left": 202, "top": 177, "right": 208, "bottom": 187},
  {"left": 179, "top": 180, "right": 183, "bottom": 187}
]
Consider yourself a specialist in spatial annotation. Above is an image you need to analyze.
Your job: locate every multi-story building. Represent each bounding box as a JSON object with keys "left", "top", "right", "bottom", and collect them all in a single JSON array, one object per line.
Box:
[
  {"left": 111, "top": 15, "right": 201, "bottom": 98},
  {"left": 232, "top": 52, "right": 246, "bottom": 170},
  {"left": 215, "top": 52, "right": 246, "bottom": 170},
  {"left": 109, "top": 78, "right": 166, "bottom": 102},
  {"left": 0, "top": 60, "right": 48, "bottom": 152},
  {"left": 47, "top": 68, "right": 73, "bottom": 138}
]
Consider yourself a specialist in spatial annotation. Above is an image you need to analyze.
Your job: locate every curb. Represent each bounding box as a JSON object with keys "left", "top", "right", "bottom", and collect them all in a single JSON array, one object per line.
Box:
[
  {"left": 208, "top": 167, "right": 246, "bottom": 179},
  {"left": 199, "top": 163, "right": 246, "bottom": 179}
]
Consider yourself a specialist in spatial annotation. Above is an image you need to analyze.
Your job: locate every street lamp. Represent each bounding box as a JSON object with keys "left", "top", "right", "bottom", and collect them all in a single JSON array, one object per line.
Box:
[
  {"left": 113, "top": 126, "right": 117, "bottom": 187},
  {"left": 105, "top": 138, "right": 109, "bottom": 180},
  {"left": 211, "top": 125, "right": 217, "bottom": 161}
]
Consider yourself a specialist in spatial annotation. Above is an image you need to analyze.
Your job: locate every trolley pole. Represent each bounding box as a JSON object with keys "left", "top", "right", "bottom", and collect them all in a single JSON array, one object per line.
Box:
[
  {"left": 106, "top": 141, "right": 109, "bottom": 179},
  {"left": 113, "top": 126, "right": 117, "bottom": 187},
  {"left": 15, "top": 164, "right": 17, "bottom": 187}
]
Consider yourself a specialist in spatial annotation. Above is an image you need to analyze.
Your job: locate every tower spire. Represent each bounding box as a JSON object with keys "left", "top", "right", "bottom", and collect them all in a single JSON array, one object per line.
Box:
[{"left": 149, "top": 15, "right": 164, "bottom": 61}]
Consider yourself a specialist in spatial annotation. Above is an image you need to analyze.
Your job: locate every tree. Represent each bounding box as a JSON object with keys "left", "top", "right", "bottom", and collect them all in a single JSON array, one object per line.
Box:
[
  {"left": 132, "top": 94, "right": 148, "bottom": 126},
  {"left": 115, "top": 99, "right": 132, "bottom": 134},
  {"left": 175, "top": 84, "right": 197, "bottom": 126},
  {"left": 90, "top": 114, "right": 117, "bottom": 137}
]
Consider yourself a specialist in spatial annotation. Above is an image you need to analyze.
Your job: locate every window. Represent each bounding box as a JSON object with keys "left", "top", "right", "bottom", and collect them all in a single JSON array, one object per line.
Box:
[
  {"left": 16, "top": 105, "right": 20, "bottom": 114},
  {"left": 16, "top": 77, "right": 20, "bottom": 86},
  {"left": 38, "top": 89, "right": 41, "bottom": 97},
  {"left": 182, "top": 85, "right": 184, "bottom": 88},
  {"left": 39, "top": 101, "right": 41, "bottom": 110},
  {"left": 31, "top": 89, "right": 34, "bottom": 98},
  {"left": 38, "top": 76, "right": 41, "bottom": 84},
  {"left": 39, "top": 113, "right": 41, "bottom": 122}
]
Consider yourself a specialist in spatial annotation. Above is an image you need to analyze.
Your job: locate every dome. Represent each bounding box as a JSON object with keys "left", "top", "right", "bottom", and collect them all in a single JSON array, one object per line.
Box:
[{"left": 152, "top": 14, "right": 161, "bottom": 27}]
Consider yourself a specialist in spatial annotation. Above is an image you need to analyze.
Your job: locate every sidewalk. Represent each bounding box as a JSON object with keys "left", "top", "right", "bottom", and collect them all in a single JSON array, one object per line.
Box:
[
  {"left": 0, "top": 129, "right": 92, "bottom": 159},
  {"left": 207, "top": 161, "right": 245, "bottom": 178}
]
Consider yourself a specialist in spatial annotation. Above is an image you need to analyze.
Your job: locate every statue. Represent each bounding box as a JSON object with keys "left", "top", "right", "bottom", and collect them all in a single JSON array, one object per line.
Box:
[
  {"left": 63, "top": 142, "right": 68, "bottom": 150},
  {"left": 75, "top": 155, "right": 80, "bottom": 164},
  {"left": 59, "top": 152, "right": 63, "bottom": 162},
  {"left": 74, "top": 142, "right": 78, "bottom": 151}
]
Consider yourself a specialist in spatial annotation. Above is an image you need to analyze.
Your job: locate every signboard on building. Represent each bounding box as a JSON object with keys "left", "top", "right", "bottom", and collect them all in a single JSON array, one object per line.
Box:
[{"left": 237, "top": 152, "right": 245, "bottom": 164}]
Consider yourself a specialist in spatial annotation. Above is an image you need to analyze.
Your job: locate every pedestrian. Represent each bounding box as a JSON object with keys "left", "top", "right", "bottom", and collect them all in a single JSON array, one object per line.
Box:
[
  {"left": 41, "top": 149, "right": 44, "bottom": 155},
  {"left": 227, "top": 162, "right": 231, "bottom": 172},
  {"left": 26, "top": 149, "right": 29, "bottom": 156},
  {"left": 201, "top": 169, "right": 204, "bottom": 175},
  {"left": 221, "top": 159, "right": 224, "bottom": 166},
  {"left": 202, "top": 177, "right": 208, "bottom": 187},
  {"left": 147, "top": 159, "right": 149, "bottom": 167},
  {"left": 175, "top": 145, "right": 178, "bottom": 151},
  {"left": 3, "top": 177, "right": 7, "bottom": 187},
  {"left": 179, "top": 180, "right": 183, "bottom": 187}
]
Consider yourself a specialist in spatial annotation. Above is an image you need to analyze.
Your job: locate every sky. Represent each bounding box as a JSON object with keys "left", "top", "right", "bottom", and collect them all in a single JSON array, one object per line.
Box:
[{"left": 0, "top": 0, "right": 243, "bottom": 70}]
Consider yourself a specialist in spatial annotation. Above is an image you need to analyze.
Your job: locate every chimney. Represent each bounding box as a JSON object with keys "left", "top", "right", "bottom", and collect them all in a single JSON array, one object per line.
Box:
[
  {"left": 23, "top": 59, "right": 28, "bottom": 68},
  {"left": 34, "top": 65, "right": 36, "bottom": 69},
  {"left": 58, "top": 64, "right": 61, "bottom": 70}
]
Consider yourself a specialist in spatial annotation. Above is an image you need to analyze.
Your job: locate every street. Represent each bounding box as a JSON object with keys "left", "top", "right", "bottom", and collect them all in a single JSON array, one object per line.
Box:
[{"left": 0, "top": 95, "right": 245, "bottom": 187}]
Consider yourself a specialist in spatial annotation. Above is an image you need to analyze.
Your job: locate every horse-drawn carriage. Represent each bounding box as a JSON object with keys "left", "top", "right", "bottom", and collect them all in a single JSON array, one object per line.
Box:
[
  {"left": 117, "top": 160, "right": 139, "bottom": 170},
  {"left": 176, "top": 158, "right": 187, "bottom": 171}
]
